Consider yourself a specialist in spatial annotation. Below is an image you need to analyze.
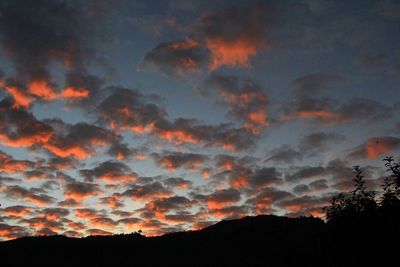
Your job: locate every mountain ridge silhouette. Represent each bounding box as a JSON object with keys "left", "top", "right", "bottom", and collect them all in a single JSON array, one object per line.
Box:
[{"left": 1, "top": 212, "right": 398, "bottom": 266}]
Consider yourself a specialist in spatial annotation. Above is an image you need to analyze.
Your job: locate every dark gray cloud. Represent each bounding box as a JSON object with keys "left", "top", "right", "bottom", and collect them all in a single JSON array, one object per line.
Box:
[
  {"left": 299, "top": 132, "right": 345, "bottom": 156},
  {"left": 2, "top": 185, "right": 55, "bottom": 206},
  {"left": 206, "top": 188, "right": 241, "bottom": 209},
  {"left": 122, "top": 182, "right": 173, "bottom": 201},
  {"left": 80, "top": 160, "right": 138, "bottom": 184},
  {"left": 286, "top": 166, "right": 326, "bottom": 183},
  {"left": 290, "top": 73, "right": 342, "bottom": 96},
  {"left": 140, "top": 1, "right": 270, "bottom": 75},
  {"left": 198, "top": 74, "right": 268, "bottom": 134},
  {"left": 163, "top": 177, "right": 193, "bottom": 189},
  {"left": 140, "top": 39, "right": 210, "bottom": 76},
  {"left": 246, "top": 187, "right": 292, "bottom": 213},
  {"left": 0, "top": 0, "right": 113, "bottom": 84},
  {"left": 337, "top": 98, "right": 393, "bottom": 123},
  {"left": 266, "top": 144, "right": 303, "bottom": 164},
  {"left": 63, "top": 180, "right": 102, "bottom": 202}
]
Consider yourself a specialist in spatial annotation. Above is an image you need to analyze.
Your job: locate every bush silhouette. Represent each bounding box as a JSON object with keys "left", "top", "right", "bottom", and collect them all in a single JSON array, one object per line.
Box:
[
  {"left": 325, "top": 157, "right": 400, "bottom": 222},
  {"left": 324, "top": 165, "right": 377, "bottom": 221}
]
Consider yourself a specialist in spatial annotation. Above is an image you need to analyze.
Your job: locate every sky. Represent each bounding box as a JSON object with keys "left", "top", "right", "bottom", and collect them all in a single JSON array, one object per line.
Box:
[{"left": 0, "top": 0, "right": 400, "bottom": 240}]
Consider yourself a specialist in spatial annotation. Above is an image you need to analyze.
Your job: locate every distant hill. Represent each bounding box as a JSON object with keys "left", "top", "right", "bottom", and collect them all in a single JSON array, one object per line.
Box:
[{"left": 0, "top": 213, "right": 399, "bottom": 266}]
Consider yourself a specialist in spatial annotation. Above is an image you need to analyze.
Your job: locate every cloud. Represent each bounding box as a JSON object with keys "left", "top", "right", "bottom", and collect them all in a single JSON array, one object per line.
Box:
[
  {"left": 346, "top": 136, "right": 400, "bottom": 160},
  {"left": 0, "top": 0, "right": 115, "bottom": 109},
  {"left": 154, "top": 119, "right": 255, "bottom": 151},
  {"left": 141, "top": 1, "right": 269, "bottom": 75},
  {"left": 41, "top": 120, "right": 119, "bottom": 159},
  {"left": 152, "top": 152, "right": 208, "bottom": 172},
  {"left": 75, "top": 208, "right": 103, "bottom": 220},
  {"left": 290, "top": 73, "right": 342, "bottom": 96},
  {"left": 117, "top": 217, "right": 142, "bottom": 229},
  {"left": 283, "top": 97, "right": 393, "bottom": 125},
  {"left": 122, "top": 182, "right": 173, "bottom": 201},
  {"left": 99, "top": 193, "right": 124, "bottom": 209},
  {"left": 63, "top": 181, "right": 102, "bottom": 202},
  {"left": 223, "top": 164, "right": 282, "bottom": 190},
  {"left": 206, "top": 188, "right": 241, "bottom": 210},
  {"left": 285, "top": 97, "right": 338, "bottom": 123},
  {"left": 96, "top": 87, "right": 165, "bottom": 133},
  {"left": 336, "top": 98, "right": 393, "bottom": 123},
  {"left": 298, "top": 132, "right": 345, "bottom": 156},
  {"left": 140, "top": 39, "right": 209, "bottom": 75},
  {"left": 46, "top": 157, "right": 79, "bottom": 170},
  {"left": 0, "top": 223, "right": 30, "bottom": 240},
  {"left": 62, "top": 72, "right": 103, "bottom": 103},
  {"left": 0, "top": 150, "right": 33, "bottom": 173},
  {"left": 198, "top": 75, "right": 269, "bottom": 134},
  {"left": 0, "top": 99, "right": 53, "bottom": 147},
  {"left": 199, "top": 2, "right": 269, "bottom": 69},
  {"left": 246, "top": 187, "right": 292, "bottom": 214},
  {"left": 285, "top": 166, "right": 326, "bottom": 183},
  {"left": 96, "top": 87, "right": 255, "bottom": 151},
  {"left": 18, "top": 217, "right": 65, "bottom": 232},
  {"left": 90, "top": 216, "right": 118, "bottom": 229},
  {"left": 37, "top": 208, "right": 70, "bottom": 221},
  {"left": 143, "top": 196, "right": 193, "bottom": 221},
  {"left": 2, "top": 185, "right": 55, "bottom": 206},
  {"left": 246, "top": 167, "right": 283, "bottom": 188},
  {"left": 208, "top": 205, "right": 248, "bottom": 219},
  {"left": 162, "top": 177, "right": 192, "bottom": 190},
  {"left": 1, "top": 205, "right": 32, "bottom": 217},
  {"left": 0, "top": 100, "right": 118, "bottom": 159},
  {"left": 80, "top": 160, "right": 138, "bottom": 184},
  {"left": 107, "top": 142, "right": 146, "bottom": 161},
  {"left": 266, "top": 145, "right": 303, "bottom": 164},
  {"left": 276, "top": 195, "right": 329, "bottom": 216}
]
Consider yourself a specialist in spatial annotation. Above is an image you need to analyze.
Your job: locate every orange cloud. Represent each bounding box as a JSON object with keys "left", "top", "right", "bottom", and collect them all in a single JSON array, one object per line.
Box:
[
  {"left": 2, "top": 85, "right": 33, "bottom": 109},
  {"left": 202, "top": 169, "right": 210, "bottom": 179},
  {"left": 206, "top": 37, "right": 259, "bottom": 70},
  {"left": 200, "top": 4, "right": 267, "bottom": 70},
  {"left": 297, "top": 110, "right": 336, "bottom": 119},
  {"left": 366, "top": 138, "right": 396, "bottom": 159},
  {"left": 75, "top": 209, "right": 99, "bottom": 220},
  {"left": 0, "top": 152, "right": 32, "bottom": 173},
  {"left": 244, "top": 110, "right": 268, "bottom": 134},
  {"left": 230, "top": 176, "right": 249, "bottom": 189},
  {"left": 156, "top": 129, "right": 200, "bottom": 145},
  {"left": 60, "top": 86, "right": 89, "bottom": 100},
  {"left": 2, "top": 206, "right": 32, "bottom": 217},
  {"left": 100, "top": 194, "right": 124, "bottom": 208},
  {"left": 42, "top": 143, "right": 90, "bottom": 159},
  {"left": 24, "top": 196, "right": 53, "bottom": 207},
  {"left": 207, "top": 197, "right": 239, "bottom": 210},
  {"left": 90, "top": 217, "right": 117, "bottom": 229},
  {"left": 28, "top": 80, "right": 57, "bottom": 101}
]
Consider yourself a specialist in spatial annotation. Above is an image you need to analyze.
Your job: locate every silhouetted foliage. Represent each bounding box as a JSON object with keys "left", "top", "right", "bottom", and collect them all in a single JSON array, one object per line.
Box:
[
  {"left": 381, "top": 156, "right": 400, "bottom": 208},
  {"left": 324, "top": 165, "right": 377, "bottom": 221}
]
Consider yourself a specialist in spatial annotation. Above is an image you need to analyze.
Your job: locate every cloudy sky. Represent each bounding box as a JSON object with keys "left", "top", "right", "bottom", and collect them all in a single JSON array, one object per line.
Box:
[{"left": 0, "top": 0, "right": 400, "bottom": 240}]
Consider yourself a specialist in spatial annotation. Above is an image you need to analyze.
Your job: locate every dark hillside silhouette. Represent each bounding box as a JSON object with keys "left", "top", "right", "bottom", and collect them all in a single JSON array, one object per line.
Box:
[{"left": 0, "top": 157, "right": 399, "bottom": 266}]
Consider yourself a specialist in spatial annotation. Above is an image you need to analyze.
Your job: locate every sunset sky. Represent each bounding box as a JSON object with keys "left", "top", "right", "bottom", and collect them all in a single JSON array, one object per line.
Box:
[{"left": 1, "top": 0, "right": 400, "bottom": 240}]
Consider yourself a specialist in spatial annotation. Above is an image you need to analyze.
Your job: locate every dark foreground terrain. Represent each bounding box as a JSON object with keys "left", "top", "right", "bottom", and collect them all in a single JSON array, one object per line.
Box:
[{"left": 0, "top": 210, "right": 399, "bottom": 267}]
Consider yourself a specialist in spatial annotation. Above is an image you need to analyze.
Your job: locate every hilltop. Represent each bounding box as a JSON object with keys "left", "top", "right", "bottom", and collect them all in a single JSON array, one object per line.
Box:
[{"left": 0, "top": 212, "right": 399, "bottom": 266}]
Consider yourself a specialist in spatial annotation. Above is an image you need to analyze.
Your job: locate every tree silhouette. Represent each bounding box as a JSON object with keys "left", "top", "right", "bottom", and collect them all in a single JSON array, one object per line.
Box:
[
  {"left": 324, "top": 165, "right": 377, "bottom": 221},
  {"left": 381, "top": 156, "right": 400, "bottom": 208}
]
